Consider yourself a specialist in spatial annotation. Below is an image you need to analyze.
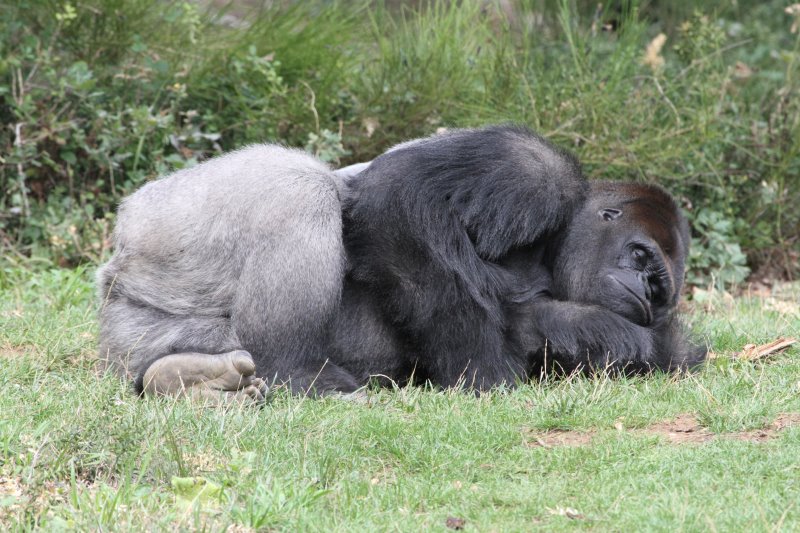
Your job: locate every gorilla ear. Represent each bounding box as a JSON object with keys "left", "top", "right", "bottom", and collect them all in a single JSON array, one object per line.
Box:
[{"left": 599, "top": 208, "right": 623, "bottom": 221}]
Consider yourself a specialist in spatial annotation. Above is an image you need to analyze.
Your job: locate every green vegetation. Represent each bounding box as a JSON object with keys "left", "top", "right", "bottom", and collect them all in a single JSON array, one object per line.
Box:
[
  {"left": 1, "top": 268, "right": 799, "bottom": 530},
  {"left": 1, "top": 0, "right": 799, "bottom": 285}
]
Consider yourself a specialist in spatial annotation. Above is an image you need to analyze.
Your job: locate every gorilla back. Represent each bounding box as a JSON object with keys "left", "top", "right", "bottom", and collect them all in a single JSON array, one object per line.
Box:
[{"left": 97, "top": 145, "right": 359, "bottom": 401}]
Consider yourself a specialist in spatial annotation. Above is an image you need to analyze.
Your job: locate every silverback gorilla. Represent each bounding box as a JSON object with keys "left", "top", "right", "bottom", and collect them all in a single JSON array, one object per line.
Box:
[{"left": 97, "top": 125, "right": 706, "bottom": 402}]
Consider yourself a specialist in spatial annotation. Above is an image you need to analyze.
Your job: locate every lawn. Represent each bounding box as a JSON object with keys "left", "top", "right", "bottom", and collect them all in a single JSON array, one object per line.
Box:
[{"left": 1, "top": 267, "right": 798, "bottom": 531}]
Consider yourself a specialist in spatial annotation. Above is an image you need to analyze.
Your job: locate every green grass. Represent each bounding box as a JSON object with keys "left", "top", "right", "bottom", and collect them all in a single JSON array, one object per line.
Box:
[{"left": 1, "top": 268, "right": 799, "bottom": 531}]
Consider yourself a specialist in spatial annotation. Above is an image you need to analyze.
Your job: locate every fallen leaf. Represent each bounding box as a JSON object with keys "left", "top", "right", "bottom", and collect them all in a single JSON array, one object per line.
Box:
[
  {"left": 171, "top": 476, "right": 224, "bottom": 509},
  {"left": 733, "top": 61, "right": 753, "bottom": 79},
  {"left": 446, "top": 516, "right": 466, "bottom": 530},
  {"left": 362, "top": 117, "right": 379, "bottom": 138},
  {"left": 642, "top": 33, "right": 667, "bottom": 71},
  {"left": 548, "top": 506, "right": 585, "bottom": 520},
  {"left": 787, "top": 4, "right": 800, "bottom": 33}
]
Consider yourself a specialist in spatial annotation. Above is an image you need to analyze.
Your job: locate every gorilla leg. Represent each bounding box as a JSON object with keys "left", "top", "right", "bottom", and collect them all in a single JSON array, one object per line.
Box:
[
  {"left": 97, "top": 144, "right": 362, "bottom": 399},
  {"left": 230, "top": 221, "right": 360, "bottom": 396},
  {"left": 98, "top": 294, "right": 267, "bottom": 404},
  {"left": 98, "top": 238, "right": 359, "bottom": 397}
]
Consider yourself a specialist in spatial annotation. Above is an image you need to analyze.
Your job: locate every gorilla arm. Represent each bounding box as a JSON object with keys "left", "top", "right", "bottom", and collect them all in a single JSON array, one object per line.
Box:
[
  {"left": 520, "top": 296, "right": 705, "bottom": 374},
  {"left": 500, "top": 245, "right": 654, "bottom": 375},
  {"left": 519, "top": 298, "right": 655, "bottom": 372}
]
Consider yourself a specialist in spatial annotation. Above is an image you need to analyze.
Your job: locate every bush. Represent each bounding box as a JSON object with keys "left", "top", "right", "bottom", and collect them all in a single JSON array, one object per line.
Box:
[{"left": 1, "top": 0, "right": 798, "bottom": 285}]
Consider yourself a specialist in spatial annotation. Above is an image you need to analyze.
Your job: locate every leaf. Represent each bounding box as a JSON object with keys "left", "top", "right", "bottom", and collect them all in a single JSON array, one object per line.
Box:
[
  {"left": 60, "top": 151, "right": 77, "bottom": 166},
  {"left": 171, "top": 476, "right": 224, "bottom": 509}
]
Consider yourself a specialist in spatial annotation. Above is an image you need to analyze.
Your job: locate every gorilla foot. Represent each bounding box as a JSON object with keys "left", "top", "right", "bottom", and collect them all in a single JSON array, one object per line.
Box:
[
  {"left": 187, "top": 377, "right": 269, "bottom": 406},
  {"left": 141, "top": 350, "right": 270, "bottom": 405}
]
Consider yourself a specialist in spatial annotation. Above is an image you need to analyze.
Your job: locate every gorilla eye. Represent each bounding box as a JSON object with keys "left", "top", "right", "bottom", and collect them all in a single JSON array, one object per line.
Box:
[
  {"left": 599, "top": 208, "right": 622, "bottom": 221},
  {"left": 631, "top": 247, "right": 648, "bottom": 267}
]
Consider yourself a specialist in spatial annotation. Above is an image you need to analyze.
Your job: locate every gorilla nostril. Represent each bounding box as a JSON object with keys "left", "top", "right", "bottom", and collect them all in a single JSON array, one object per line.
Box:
[
  {"left": 599, "top": 208, "right": 622, "bottom": 221},
  {"left": 640, "top": 274, "right": 652, "bottom": 301}
]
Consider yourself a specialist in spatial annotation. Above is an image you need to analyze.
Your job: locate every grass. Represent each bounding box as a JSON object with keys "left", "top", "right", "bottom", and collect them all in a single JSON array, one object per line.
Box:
[{"left": 1, "top": 267, "right": 799, "bottom": 531}]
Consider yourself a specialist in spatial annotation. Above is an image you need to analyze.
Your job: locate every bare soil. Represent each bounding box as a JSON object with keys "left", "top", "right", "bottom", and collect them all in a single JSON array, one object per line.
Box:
[{"left": 525, "top": 413, "right": 800, "bottom": 447}]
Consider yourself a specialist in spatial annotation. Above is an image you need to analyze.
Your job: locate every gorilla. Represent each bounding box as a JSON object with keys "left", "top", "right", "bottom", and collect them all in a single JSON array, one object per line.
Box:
[{"left": 97, "top": 125, "right": 705, "bottom": 402}]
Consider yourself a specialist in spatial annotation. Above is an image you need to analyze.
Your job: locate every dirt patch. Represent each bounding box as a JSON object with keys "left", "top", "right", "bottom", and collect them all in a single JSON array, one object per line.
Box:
[
  {"left": 0, "top": 476, "right": 24, "bottom": 522},
  {"left": 0, "top": 344, "right": 35, "bottom": 358},
  {"left": 0, "top": 475, "right": 70, "bottom": 522},
  {"left": 769, "top": 413, "right": 800, "bottom": 430},
  {"left": 525, "top": 429, "right": 597, "bottom": 448},
  {"left": 642, "top": 413, "right": 800, "bottom": 444},
  {"left": 644, "top": 413, "right": 715, "bottom": 444},
  {"left": 524, "top": 413, "right": 800, "bottom": 448},
  {"left": 445, "top": 517, "right": 466, "bottom": 530}
]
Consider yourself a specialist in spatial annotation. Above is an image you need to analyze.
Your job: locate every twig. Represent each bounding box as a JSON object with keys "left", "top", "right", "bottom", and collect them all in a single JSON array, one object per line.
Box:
[
  {"left": 736, "top": 337, "right": 798, "bottom": 361},
  {"left": 11, "top": 67, "right": 30, "bottom": 218},
  {"left": 675, "top": 39, "right": 754, "bottom": 80},
  {"left": 300, "top": 80, "right": 320, "bottom": 134},
  {"left": 650, "top": 75, "right": 681, "bottom": 126}
]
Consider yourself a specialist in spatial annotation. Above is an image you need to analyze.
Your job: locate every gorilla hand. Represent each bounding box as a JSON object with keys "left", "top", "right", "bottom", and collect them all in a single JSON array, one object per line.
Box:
[{"left": 526, "top": 299, "right": 655, "bottom": 373}]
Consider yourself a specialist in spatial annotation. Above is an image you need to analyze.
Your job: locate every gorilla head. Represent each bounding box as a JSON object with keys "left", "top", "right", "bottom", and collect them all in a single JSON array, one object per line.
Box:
[
  {"left": 553, "top": 182, "right": 689, "bottom": 328},
  {"left": 97, "top": 125, "right": 706, "bottom": 401}
]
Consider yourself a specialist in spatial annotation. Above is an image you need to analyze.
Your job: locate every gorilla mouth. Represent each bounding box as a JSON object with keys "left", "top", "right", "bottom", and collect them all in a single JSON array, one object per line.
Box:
[{"left": 609, "top": 275, "right": 653, "bottom": 326}]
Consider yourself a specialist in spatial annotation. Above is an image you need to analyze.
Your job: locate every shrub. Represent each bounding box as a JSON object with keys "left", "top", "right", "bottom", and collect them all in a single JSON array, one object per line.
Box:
[{"left": 1, "top": 0, "right": 797, "bottom": 285}]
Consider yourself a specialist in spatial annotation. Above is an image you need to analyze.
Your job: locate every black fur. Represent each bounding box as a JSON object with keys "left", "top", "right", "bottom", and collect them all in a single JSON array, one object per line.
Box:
[{"left": 334, "top": 125, "right": 705, "bottom": 388}]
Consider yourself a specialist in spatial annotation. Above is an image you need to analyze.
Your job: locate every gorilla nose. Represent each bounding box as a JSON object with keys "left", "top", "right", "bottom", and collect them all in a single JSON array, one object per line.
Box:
[{"left": 609, "top": 271, "right": 653, "bottom": 326}]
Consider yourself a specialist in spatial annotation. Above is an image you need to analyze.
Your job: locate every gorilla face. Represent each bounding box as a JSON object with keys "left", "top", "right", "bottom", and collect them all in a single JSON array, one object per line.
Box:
[{"left": 553, "top": 182, "right": 689, "bottom": 328}]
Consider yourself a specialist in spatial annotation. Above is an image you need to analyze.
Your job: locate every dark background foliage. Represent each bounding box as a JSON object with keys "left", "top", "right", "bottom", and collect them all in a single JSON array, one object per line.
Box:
[{"left": 1, "top": 0, "right": 798, "bottom": 288}]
